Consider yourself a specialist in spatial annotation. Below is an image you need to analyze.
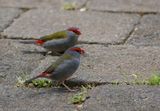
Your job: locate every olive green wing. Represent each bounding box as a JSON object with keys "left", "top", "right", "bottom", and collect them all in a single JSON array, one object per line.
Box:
[
  {"left": 39, "top": 31, "right": 67, "bottom": 42},
  {"left": 44, "top": 54, "right": 73, "bottom": 73}
]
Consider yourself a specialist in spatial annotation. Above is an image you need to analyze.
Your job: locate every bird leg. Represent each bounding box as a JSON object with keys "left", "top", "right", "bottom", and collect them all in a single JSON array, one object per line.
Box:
[
  {"left": 61, "top": 81, "right": 76, "bottom": 92},
  {"left": 66, "top": 75, "right": 77, "bottom": 80}
]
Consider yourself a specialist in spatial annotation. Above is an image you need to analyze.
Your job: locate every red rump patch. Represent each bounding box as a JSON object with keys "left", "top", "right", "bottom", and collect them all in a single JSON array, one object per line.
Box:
[
  {"left": 38, "top": 72, "right": 49, "bottom": 77},
  {"left": 35, "top": 40, "right": 44, "bottom": 45}
]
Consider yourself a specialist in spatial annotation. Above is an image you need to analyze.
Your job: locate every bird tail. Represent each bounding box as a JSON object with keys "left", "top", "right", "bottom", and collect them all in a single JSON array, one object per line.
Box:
[
  {"left": 24, "top": 72, "right": 48, "bottom": 84},
  {"left": 24, "top": 72, "right": 49, "bottom": 84},
  {"left": 24, "top": 75, "right": 40, "bottom": 84}
]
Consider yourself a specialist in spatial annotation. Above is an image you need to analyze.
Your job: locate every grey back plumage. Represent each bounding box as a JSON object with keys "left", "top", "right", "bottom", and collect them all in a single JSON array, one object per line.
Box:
[
  {"left": 50, "top": 50, "right": 81, "bottom": 81},
  {"left": 42, "top": 31, "right": 78, "bottom": 52}
]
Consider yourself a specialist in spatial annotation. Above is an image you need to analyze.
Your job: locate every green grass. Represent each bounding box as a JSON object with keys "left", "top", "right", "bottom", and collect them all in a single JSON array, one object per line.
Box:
[
  {"left": 118, "top": 69, "right": 160, "bottom": 85},
  {"left": 31, "top": 79, "right": 52, "bottom": 88},
  {"left": 69, "top": 84, "right": 94, "bottom": 104},
  {"left": 104, "top": 71, "right": 160, "bottom": 86},
  {"left": 63, "top": 2, "right": 76, "bottom": 10},
  {"left": 110, "top": 80, "right": 120, "bottom": 85},
  {"left": 70, "top": 86, "right": 89, "bottom": 104},
  {"left": 16, "top": 74, "right": 53, "bottom": 88},
  {"left": 16, "top": 73, "right": 28, "bottom": 87},
  {"left": 147, "top": 74, "right": 160, "bottom": 85},
  {"left": 131, "top": 73, "right": 160, "bottom": 85}
]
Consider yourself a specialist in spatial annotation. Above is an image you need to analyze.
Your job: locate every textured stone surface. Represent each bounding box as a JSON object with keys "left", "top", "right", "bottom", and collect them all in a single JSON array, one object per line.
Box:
[
  {"left": 0, "top": 84, "right": 77, "bottom": 111},
  {"left": 2, "top": 9, "right": 140, "bottom": 44},
  {"left": 87, "top": 0, "right": 160, "bottom": 12},
  {"left": 0, "top": 0, "right": 86, "bottom": 9},
  {"left": 127, "top": 14, "right": 160, "bottom": 46},
  {"left": 83, "top": 85, "right": 160, "bottom": 111},
  {"left": 0, "top": 39, "right": 45, "bottom": 85},
  {"left": 30, "top": 44, "right": 160, "bottom": 83},
  {"left": 0, "top": 39, "right": 83, "bottom": 111},
  {"left": 0, "top": 8, "right": 22, "bottom": 32},
  {"left": 0, "top": 0, "right": 59, "bottom": 9},
  {"left": 0, "top": 0, "right": 160, "bottom": 110}
]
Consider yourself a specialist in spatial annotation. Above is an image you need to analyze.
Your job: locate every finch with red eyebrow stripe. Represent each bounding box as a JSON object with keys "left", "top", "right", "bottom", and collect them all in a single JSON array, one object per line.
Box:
[
  {"left": 25, "top": 47, "right": 84, "bottom": 91},
  {"left": 35, "top": 27, "right": 81, "bottom": 54}
]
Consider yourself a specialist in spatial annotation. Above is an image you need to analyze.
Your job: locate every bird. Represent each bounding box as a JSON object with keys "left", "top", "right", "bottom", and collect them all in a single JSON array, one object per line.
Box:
[
  {"left": 24, "top": 47, "right": 85, "bottom": 91},
  {"left": 35, "top": 27, "right": 81, "bottom": 54}
]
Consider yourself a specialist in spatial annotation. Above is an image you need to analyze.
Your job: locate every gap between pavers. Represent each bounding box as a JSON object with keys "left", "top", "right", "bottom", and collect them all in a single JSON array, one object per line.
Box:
[
  {"left": 0, "top": 8, "right": 22, "bottom": 33},
  {"left": 126, "top": 14, "right": 160, "bottom": 46}
]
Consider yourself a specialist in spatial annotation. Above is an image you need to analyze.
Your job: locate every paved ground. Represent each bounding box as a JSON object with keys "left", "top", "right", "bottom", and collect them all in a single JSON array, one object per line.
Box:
[{"left": 0, "top": 0, "right": 160, "bottom": 111}]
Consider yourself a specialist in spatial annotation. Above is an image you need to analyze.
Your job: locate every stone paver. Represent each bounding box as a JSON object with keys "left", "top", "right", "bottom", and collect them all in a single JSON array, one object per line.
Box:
[
  {"left": 126, "top": 14, "right": 160, "bottom": 46},
  {"left": 0, "top": 39, "right": 84, "bottom": 111},
  {"left": 0, "top": 8, "right": 22, "bottom": 32},
  {"left": 0, "top": 84, "right": 76, "bottom": 111},
  {"left": 0, "top": 0, "right": 160, "bottom": 111},
  {"left": 30, "top": 44, "right": 160, "bottom": 83},
  {"left": 0, "top": 0, "right": 86, "bottom": 9},
  {"left": 0, "top": 39, "right": 80, "bottom": 111},
  {"left": 83, "top": 85, "right": 160, "bottom": 111},
  {"left": 2, "top": 9, "right": 140, "bottom": 44},
  {"left": 87, "top": 0, "right": 160, "bottom": 13},
  {"left": 0, "top": 39, "right": 45, "bottom": 85}
]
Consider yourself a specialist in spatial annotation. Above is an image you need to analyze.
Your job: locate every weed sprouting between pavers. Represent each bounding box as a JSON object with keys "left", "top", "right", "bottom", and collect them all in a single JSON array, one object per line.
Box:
[
  {"left": 16, "top": 73, "right": 94, "bottom": 105},
  {"left": 16, "top": 72, "right": 160, "bottom": 88},
  {"left": 123, "top": 72, "right": 160, "bottom": 85},
  {"left": 69, "top": 85, "right": 93, "bottom": 104},
  {"left": 15, "top": 73, "right": 96, "bottom": 89},
  {"left": 15, "top": 72, "right": 160, "bottom": 106},
  {"left": 16, "top": 73, "right": 53, "bottom": 88},
  {"left": 147, "top": 74, "right": 160, "bottom": 85},
  {"left": 63, "top": 2, "right": 77, "bottom": 10}
]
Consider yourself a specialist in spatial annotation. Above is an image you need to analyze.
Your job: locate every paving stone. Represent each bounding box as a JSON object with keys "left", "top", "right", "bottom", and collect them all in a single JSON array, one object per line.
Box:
[
  {"left": 126, "top": 14, "right": 160, "bottom": 46},
  {"left": 0, "top": 39, "right": 45, "bottom": 85},
  {"left": 87, "top": 0, "right": 160, "bottom": 13},
  {"left": 2, "top": 9, "right": 140, "bottom": 44},
  {"left": 83, "top": 85, "right": 160, "bottom": 111},
  {"left": 0, "top": 8, "right": 22, "bottom": 32},
  {"left": 0, "top": 0, "right": 86, "bottom": 9},
  {"left": 0, "top": 39, "right": 82, "bottom": 111},
  {"left": 30, "top": 44, "right": 160, "bottom": 83},
  {"left": 0, "top": 84, "right": 78, "bottom": 111}
]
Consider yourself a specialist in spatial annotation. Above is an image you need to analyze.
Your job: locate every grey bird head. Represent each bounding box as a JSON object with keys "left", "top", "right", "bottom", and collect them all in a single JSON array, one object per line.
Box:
[
  {"left": 67, "top": 27, "right": 81, "bottom": 35},
  {"left": 66, "top": 47, "right": 85, "bottom": 58}
]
